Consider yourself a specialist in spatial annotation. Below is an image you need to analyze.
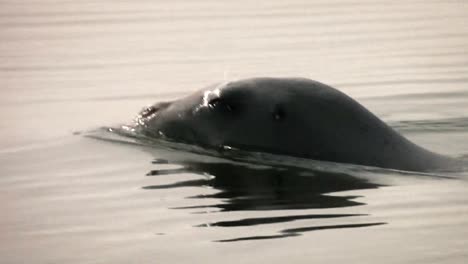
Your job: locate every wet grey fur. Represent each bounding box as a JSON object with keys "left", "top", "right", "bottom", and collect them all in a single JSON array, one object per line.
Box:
[{"left": 136, "top": 77, "right": 455, "bottom": 172}]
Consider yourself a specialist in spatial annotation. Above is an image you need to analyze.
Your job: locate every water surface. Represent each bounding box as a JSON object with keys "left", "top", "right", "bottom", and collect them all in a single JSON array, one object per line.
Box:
[{"left": 1, "top": 0, "right": 468, "bottom": 263}]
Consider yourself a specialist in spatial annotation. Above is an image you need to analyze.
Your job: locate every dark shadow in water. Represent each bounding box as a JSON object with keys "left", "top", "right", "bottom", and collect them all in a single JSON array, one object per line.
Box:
[
  {"left": 143, "top": 159, "right": 386, "bottom": 241},
  {"left": 195, "top": 213, "right": 366, "bottom": 227},
  {"left": 216, "top": 222, "right": 386, "bottom": 242},
  {"left": 144, "top": 162, "right": 381, "bottom": 211}
]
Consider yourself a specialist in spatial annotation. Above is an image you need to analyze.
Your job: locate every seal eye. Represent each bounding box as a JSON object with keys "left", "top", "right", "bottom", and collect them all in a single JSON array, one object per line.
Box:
[
  {"left": 272, "top": 106, "right": 286, "bottom": 121},
  {"left": 208, "top": 98, "right": 222, "bottom": 108},
  {"left": 208, "top": 98, "right": 234, "bottom": 112}
]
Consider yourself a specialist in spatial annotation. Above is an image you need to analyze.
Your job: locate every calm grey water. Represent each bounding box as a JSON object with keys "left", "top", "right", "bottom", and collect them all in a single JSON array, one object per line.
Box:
[{"left": 1, "top": 1, "right": 468, "bottom": 263}]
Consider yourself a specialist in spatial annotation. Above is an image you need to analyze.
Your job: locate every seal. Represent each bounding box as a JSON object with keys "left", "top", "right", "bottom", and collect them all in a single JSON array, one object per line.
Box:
[{"left": 135, "top": 77, "right": 455, "bottom": 172}]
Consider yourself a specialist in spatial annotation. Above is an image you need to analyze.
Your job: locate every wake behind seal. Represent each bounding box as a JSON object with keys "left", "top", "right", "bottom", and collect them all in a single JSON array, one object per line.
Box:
[{"left": 133, "top": 77, "right": 458, "bottom": 172}]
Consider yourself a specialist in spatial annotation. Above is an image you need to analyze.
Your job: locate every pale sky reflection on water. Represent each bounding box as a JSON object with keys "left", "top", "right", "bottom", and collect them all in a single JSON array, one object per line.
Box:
[{"left": 1, "top": 1, "right": 468, "bottom": 263}]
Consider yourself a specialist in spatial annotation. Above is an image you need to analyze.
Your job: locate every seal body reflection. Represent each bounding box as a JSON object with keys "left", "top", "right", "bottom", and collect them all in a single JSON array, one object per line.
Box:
[
  {"left": 145, "top": 161, "right": 380, "bottom": 211},
  {"left": 136, "top": 77, "right": 455, "bottom": 172},
  {"left": 144, "top": 158, "right": 386, "bottom": 241}
]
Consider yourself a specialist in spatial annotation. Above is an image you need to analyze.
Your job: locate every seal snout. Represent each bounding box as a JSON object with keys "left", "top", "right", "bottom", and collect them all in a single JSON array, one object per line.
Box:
[
  {"left": 140, "top": 106, "right": 158, "bottom": 118},
  {"left": 140, "top": 102, "right": 172, "bottom": 118}
]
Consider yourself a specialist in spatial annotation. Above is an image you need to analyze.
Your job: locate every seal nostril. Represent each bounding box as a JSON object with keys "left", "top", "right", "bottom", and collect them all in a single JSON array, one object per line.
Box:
[
  {"left": 140, "top": 101, "right": 172, "bottom": 118},
  {"left": 141, "top": 106, "right": 159, "bottom": 118}
]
